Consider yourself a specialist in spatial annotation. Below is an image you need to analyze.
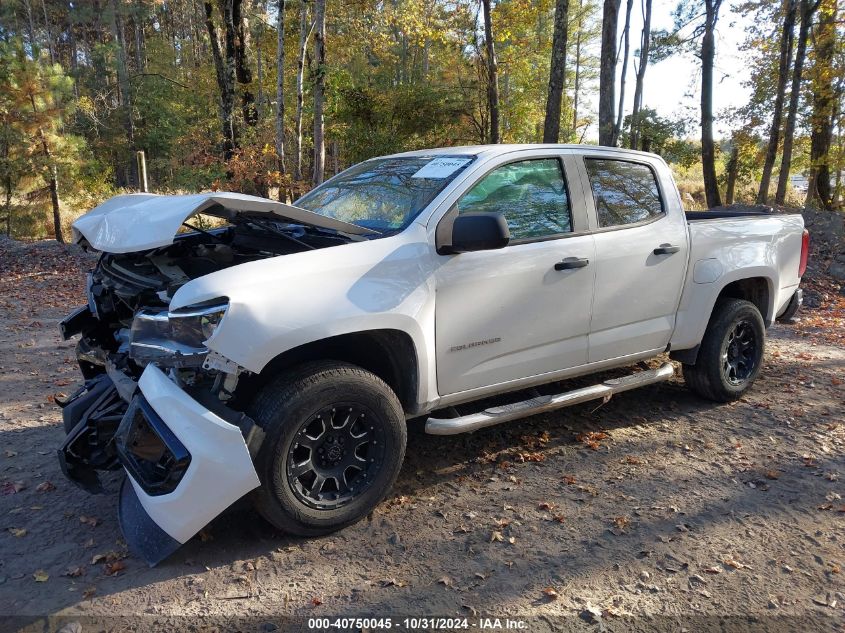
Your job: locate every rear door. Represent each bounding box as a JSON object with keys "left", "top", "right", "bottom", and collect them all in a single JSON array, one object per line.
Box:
[
  {"left": 433, "top": 151, "right": 596, "bottom": 395},
  {"left": 577, "top": 155, "right": 689, "bottom": 362}
]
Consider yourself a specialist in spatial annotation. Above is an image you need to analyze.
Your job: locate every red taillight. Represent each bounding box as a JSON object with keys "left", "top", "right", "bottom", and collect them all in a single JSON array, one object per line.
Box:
[{"left": 799, "top": 228, "right": 809, "bottom": 277}]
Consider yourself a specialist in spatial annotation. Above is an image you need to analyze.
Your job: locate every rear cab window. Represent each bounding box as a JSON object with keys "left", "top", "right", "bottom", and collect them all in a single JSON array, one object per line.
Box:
[{"left": 584, "top": 158, "right": 664, "bottom": 228}]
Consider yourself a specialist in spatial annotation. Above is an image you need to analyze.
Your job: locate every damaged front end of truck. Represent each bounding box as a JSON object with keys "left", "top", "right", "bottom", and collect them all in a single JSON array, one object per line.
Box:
[{"left": 57, "top": 192, "right": 371, "bottom": 565}]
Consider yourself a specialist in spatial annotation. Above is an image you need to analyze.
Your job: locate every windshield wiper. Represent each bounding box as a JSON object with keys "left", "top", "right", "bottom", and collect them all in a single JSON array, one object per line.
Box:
[{"left": 244, "top": 217, "right": 316, "bottom": 250}]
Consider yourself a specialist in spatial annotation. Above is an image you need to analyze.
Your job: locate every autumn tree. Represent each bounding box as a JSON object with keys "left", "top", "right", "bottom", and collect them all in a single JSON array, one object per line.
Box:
[
  {"left": 3, "top": 41, "right": 75, "bottom": 241},
  {"left": 598, "top": 0, "right": 622, "bottom": 145},
  {"left": 312, "top": 0, "right": 326, "bottom": 185},
  {"left": 629, "top": 0, "right": 653, "bottom": 150},
  {"left": 776, "top": 0, "right": 821, "bottom": 204},
  {"left": 806, "top": 0, "right": 838, "bottom": 209},
  {"left": 756, "top": 0, "right": 797, "bottom": 203},
  {"left": 543, "top": 0, "right": 569, "bottom": 143},
  {"left": 482, "top": 0, "right": 500, "bottom": 143},
  {"left": 700, "top": 0, "right": 723, "bottom": 208}
]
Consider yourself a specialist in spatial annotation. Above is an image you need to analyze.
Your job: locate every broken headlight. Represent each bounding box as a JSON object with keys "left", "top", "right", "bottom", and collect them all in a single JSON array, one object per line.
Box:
[{"left": 129, "top": 300, "right": 228, "bottom": 367}]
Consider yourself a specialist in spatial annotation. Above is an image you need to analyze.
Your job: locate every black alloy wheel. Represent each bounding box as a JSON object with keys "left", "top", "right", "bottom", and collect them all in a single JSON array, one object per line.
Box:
[
  {"left": 722, "top": 320, "right": 758, "bottom": 385},
  {"left": 287, "top": 404, "right": 386, "bottom": 510}
]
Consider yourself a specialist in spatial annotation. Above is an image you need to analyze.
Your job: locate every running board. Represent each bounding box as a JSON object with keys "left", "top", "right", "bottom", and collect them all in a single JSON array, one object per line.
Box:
[{"left": 425, "top": 363, "right": 675, "bottom": 435}]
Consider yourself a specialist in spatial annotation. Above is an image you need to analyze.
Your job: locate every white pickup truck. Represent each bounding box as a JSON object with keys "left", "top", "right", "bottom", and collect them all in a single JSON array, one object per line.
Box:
[{"left": 58, "top": 144, "right": 808, "bottom": 565}]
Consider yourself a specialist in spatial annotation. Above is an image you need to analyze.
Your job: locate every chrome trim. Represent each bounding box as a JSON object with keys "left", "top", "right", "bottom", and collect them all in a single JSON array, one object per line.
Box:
[{"left": 425, "top": 363, "right": 675, "bottom": 435}]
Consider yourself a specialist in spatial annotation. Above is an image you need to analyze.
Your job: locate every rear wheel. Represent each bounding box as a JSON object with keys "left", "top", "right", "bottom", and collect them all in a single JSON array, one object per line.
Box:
[
  {"left": 248, "top": 362, "right": 407, "bottom": 536},
  {"left": 682, "top": 298, "right": 765, "bottom": 402}
]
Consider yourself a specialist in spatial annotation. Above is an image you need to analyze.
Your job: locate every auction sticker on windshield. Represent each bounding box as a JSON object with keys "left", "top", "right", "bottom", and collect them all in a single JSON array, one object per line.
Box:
[{"left": 412, "top": 157, "right": 473, "bottom": 179}]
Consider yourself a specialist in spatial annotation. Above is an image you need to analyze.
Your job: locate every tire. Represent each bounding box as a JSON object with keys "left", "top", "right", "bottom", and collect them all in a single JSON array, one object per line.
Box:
[
  {"left": 682, "top": 298, "right": 766, "bottom": 403},
  {"left": 248, "top": 361, "right": 407, "bottom": 536}
]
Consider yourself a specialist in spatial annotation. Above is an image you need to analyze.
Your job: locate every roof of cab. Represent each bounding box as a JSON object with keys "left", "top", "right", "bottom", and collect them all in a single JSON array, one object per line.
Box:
[{"left": 384, "top": 143, "right": 662, "bottom": 161}]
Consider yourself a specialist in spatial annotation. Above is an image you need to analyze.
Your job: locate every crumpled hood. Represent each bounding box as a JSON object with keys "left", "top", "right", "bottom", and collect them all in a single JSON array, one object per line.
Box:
[{"left": 72, "top": 191, "right": 371, "bottom": 253}]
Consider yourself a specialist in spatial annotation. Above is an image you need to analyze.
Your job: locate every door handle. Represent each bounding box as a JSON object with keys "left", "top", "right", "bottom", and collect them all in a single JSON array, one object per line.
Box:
[
  {"left": 554, "top": 257, "right": 589, "bottom": 271},
  {"left": 653, "top": 244, "right": 681, "bottom": 255}
]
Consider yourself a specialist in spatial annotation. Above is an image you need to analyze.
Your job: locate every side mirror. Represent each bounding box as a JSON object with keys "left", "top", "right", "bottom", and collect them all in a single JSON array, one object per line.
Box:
[{"left": 439, "top": 212, "right": 510, "bottom": 254}]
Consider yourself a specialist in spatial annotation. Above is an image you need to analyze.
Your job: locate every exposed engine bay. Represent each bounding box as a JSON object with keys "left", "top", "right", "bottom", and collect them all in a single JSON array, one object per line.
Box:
[{"left": 58, "top": 214, "right": 356, "bottom": 496}]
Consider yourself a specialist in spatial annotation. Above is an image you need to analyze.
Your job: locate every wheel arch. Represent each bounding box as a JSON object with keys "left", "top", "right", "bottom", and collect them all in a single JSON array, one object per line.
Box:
[
  {"left": 236, "top": 329, "right": 420, "bottom": 414},
  {"left": 670, "top": 274, "right": 774, "bottom": 365}
]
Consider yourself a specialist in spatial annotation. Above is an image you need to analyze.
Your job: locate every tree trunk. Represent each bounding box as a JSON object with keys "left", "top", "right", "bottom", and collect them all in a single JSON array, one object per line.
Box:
[
  {"left": 725, "top": 144, "right": 739, "bottom": 205},
  {"left": 571, "top": 0, "right": 583, "bottom": 137},
  {"left": 295, "top": 0, "right": 310, "bottom": 182},
  {"left": 111, "top": 0, "right": 135, "bottom": 184},
  {"left": 700, "top": 0, "right": 722, "bottom": 209},
  {"left": 40, "top": 0, "right": 54, "bottom": 63},
  {"left": 223, "top": 0, "right": 256, "bottom": 129},
  {"left": 312, "top": 0, "right": 326, "bottom": 185},
  {"left": 29, "top": 94, "right": 63, "bottom": 242},
  {"left": 757, "top": 0, "right": 797, "bottom": 203},
  {"left": 133, "top": 0, "right": 145, "bottom": 71},
  {"left": 806, "top": 0, "right": 837, "bottom": 210},
  {"left": 204, "top": 1, "right": 237, "bottom": 159},
  {"left": 275, "top": 0, "right": 286, "bottom": 181},
  {"left": 542, "top": 0, "right": 569, "bottom": 143},
  {"left": 775, "top": 0, "right": 818, "bottom": 204},
  {"left": 598, "top": 0, "right": 621, "bottom": 145},
  {"left": 630, "top": 0, "right": 652, "bottom": 149},
  {"left": 4, "top": 176, "right": 11, "bottom": 237},
  {"left": 481, "top": 0, "right": 500, "bottom": 143},
  {"left": 68, "top": 1, "right": 79, "bottom": 98},
  {"left": 612, "top": 0, "right": 633, "bottom": 146}
]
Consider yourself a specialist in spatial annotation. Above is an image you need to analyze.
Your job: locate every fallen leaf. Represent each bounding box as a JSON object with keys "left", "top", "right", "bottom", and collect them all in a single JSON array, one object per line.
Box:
[
  {"left": 764, "top": 470, "right": 780, "bottom": 480},
  {"left": 704, "top": 566, "right": 722, "bottom": 574},
  {"left": 4, "top": 450, "right": 17, "bottom": 458},
  {"left": 538, "top": 501, "right": 555, "bottom": 511},
  {"left": 311, "top": 596, "right": 323, "bottom": 606},
  {"left": 613, "top": 516, "right": 630, "bottom": 531},
  {"left": 490, "top": 530, "right": 504, "bottom": 542},
  {"left": 543, "top": 587, "right": 558, "bottom": 600},
  {"left": 507, "top": 536, "right": 516, "bottom": 544},
  {"left": 437, "top": 575, "right": 453, "bottom": 586},
  {"left": 552, "top": 514, "right": 566, "bottom": 523},
  {"left": 563, "top": 475, "right": 577, "bottom": 485},
  {"left": 103, "top": 560, "right": 126, "bottom": 576},
  {"left": 62, "top": 566, "right": 85, "bottom": 578},
  {"left": 82, "top": 587, "right": 96, "bottom": 599},
  {"left": 379, "top": 578, "right": 408, "bottom": 587},
  {"left": 79, "top": 515, "right": 101, "bottom": 527},
  {"left": 36, "top": 481, "right": 56, "bottom": 493},
  {"left": 33, "top": 570, "right": 49, "bottom": 582},
  {"left": 1, "top": 481, "right": 26, "bottom": 495},
  {"left": 9, "top": 528, "right": 26, "bottom": 538},
  {"left": 723, "top": 558, "right": 751, "bottom": 570}
]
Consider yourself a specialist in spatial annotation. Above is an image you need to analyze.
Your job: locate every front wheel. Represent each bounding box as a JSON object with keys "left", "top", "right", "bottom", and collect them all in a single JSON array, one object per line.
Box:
[
  {"left": 682, "top": 298, "right": 766, "bottom": 402},
  {"left": 248, "top": 361, "right": 407, "bottom": 536}
]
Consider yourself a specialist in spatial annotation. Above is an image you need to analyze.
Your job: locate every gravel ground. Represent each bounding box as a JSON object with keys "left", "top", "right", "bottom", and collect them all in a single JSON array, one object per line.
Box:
[{"left": 0, "top": 239, "right": 843, "bottom": 633}]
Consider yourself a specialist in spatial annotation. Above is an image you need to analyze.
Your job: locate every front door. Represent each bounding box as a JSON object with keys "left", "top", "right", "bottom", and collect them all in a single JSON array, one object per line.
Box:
[
  {"left": 579, "top": 156, "right": 689, "bottom": 362},
  {"left": 434, "top": 156, "right": 596, "bottom": 396}
]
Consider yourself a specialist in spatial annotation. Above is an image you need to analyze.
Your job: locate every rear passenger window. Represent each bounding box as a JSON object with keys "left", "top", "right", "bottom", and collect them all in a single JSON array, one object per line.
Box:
[
  {"left": 457, "top": 158, "right": 571, "bottom": 240},
  {"left": 585, "top": 159, "right": 663, "bottom": 227}
]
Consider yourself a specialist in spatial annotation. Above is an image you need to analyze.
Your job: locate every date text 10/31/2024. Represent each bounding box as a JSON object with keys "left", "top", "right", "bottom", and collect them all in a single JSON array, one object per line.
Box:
[{"left": 306, "top": 618, "right": 529, "bottom": 630}]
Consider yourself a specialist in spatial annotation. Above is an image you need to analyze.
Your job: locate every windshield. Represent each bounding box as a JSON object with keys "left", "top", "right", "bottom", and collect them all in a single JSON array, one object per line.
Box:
[{"left": 295, "top": 155, "right": 475, "bottom": 233}]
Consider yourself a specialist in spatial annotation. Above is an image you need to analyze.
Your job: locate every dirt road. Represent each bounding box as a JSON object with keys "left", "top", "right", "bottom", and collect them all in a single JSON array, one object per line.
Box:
[{"left": 1, "top": 241, "right": 843, "bottom": 631}]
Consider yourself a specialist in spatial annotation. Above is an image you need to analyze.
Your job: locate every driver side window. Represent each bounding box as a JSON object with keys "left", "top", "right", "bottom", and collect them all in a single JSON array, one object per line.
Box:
[{"left": 456, "top": 158, "right": 571, "bottom": 240}]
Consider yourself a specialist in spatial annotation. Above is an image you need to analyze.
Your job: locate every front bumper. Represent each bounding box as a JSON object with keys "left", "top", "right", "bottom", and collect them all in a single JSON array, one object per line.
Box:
[
  {"left": 116, "top": 365, "right": 261, "bottom": 565},
  {"left": 59, "top": 364, "right": 261, "bottom": 566}
]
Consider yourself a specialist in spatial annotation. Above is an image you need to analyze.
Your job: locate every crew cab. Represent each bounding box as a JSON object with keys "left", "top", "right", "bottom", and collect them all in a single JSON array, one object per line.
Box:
[{"left": 57, "top": 144, "right": 809, "bottom": 565}]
